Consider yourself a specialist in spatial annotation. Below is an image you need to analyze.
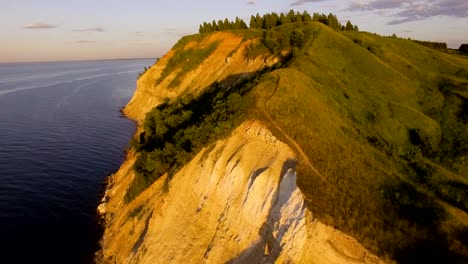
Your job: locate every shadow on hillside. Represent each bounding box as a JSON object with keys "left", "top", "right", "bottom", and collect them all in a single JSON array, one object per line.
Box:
[
  {"left": 383, "top": 181, "right": 468, "bottom": 263},
  {"left": 383, "top": 181, "right": 446, "bottom": 228},
  {"left": 434, "top": 180, "right": 468, "bottom": 213},
  {"left": 394, "top": 233, "right": 468, "bottom": 264}
]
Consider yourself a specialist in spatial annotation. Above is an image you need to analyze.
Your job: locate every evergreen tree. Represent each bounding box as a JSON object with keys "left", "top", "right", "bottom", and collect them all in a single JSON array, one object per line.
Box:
[
  {"left": 295, "top": 11, "right": 303, "bottom": 23},
  {"left": 327, "top": 13, "right": 340, "bottom": 30},
  {"left": 312, "top": 12, "right": 320, "bottom": 21},
  {"left": 234, "top": 17, "right": 241, "bottom": 30},
  {"left": 240, "top": 19, "right": 248, "bottom": 29},
  {"left": 218, "top": 19, "right": 224, "bottom": 31},
  {"left": 287, "top": 9, "right": 296, "bottom": 22},
  {"left": 280, "top": 13, "right": 288, "bottom": 25},
  {"left": 249, "top": 15, "right": 256, "bottom": 28},
  {"left": 255, "top": 13, "right": 263, "bottom": 28},
  {"left": 271, "top": 12, "right": 280, "bottom": 27},
  {"left": 345, "top": 21, "right": 354, "bottom": 30},
  {"left": 302, "top": 11, "right": 312, "bottom": 22}
]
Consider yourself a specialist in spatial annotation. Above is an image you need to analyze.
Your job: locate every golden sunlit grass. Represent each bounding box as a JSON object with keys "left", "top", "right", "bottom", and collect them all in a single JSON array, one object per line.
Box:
[
  {"left": 247, "top": 22, "right": 468, "bottom": 261},
  {"left": 127, "top": 21, "right": 468, "bottom": 262}
]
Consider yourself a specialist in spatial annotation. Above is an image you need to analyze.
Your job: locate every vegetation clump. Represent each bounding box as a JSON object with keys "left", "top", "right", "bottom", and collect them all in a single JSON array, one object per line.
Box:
[
  {"left": 199, "top": 10, "right": 358, "bottom": 34},
  {"left": 459, "top": 44, "right": 468, "bottom": 53},
  {"left": 125, "top": 66, "right": 279, "bottom": 202},
  {"left": 199, "top": 16, "right": 248, "bottom": 33},
  {"left": 413, "top": 40, "right": 448, "bottom": 50}
]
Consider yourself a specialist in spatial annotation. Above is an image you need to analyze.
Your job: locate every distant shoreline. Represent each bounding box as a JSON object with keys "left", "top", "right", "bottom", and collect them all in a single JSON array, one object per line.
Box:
[{"left": 0, "top": 57, "right": 155, "bottom": 65}]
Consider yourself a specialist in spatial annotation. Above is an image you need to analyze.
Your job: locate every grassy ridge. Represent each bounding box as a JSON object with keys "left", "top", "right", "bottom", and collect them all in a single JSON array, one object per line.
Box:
[
  {"left": 126, "top": 21, "right": 468, "bottom": 262},
  {"left": 248, "top": 22, "right": 468, "bottom": 262}
]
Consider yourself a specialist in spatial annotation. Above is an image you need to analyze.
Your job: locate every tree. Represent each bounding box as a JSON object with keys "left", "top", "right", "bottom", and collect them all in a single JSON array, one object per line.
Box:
[
  {"left": 240, "top": 19, "right": 248, "bottom": 29},
  {"left": 280, "top": 13, "right": 288, "bottom": 25},
  {"left": 327, "top": 13, "right": 341, "bottom": 30},
  {"left": 287, "top": 9, "right": 296, "bottom": 22},
  {"left": 302, "top": 11, "right": 312, "bottom": 22},
  {"left": 255, "top": 13, "right": 263, "bottom": 28},
  {"left": 234, "top": 17, "right": 241, "bottom": 29},
  {"left": 312, "top": 12, "right": 320, "bottom": 21},
  {"left": 295, "top": 12, "right": 303, "bottom": 23},
  {"left": 290, "top": 29, "right": 305, "bottom": 47},
  {"left": 249, "top": 15, "right": 256, "bottom": 28},
  {"left": 345, "top": 21, "right": 354, "bottom": 30},
  {"left": 218, "top": 20, "right": 224, "bottom": 31},
  {"left": 459, "top": 44, "right": 468, "bottom": 53}
]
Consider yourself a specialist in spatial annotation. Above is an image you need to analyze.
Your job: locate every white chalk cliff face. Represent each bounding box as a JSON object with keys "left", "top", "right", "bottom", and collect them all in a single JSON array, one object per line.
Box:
[{"left": 99, "top": 121, "right": 383, "bottom": 264}]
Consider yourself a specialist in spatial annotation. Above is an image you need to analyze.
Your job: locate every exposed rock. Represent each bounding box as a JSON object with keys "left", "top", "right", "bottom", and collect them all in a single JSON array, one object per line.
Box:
[
  {"left": 97, "top": 203, "right": 106, "bottom": 215},
  {"left": 98, "top": 121, "right": 384, "bottom": 264},
  {"left": 124, "top": 32, "right": 278, "bottom": 122}
]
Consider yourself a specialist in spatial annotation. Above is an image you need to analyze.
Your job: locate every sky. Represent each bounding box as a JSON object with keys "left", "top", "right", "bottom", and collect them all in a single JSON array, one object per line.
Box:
[{"left": 1, "top": 0, "right": 467, "bottom": 62}]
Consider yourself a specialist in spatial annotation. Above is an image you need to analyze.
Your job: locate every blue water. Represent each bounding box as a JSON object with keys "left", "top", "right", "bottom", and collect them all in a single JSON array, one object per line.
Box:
[{"left": 0, "top": 59, "right": 153, "bottom": 263}]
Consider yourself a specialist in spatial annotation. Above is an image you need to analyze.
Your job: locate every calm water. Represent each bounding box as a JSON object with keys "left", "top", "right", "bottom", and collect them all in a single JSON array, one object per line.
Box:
[{"left": 0, "top": 59, "right": 153, "bottom": 263}]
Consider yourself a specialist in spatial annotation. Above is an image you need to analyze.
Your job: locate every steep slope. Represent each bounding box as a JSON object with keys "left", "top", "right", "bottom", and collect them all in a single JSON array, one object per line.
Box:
[
  {"left": 99, "top": 121, "right": 383, "bottom": 264},
  {"left": 248, "top": 23, "right": 468, "bottom": 262},
  {"left": 99, "top": 21, "right": 468, "bottom": 263},
  {"left": 125, "top": 32, "right": 278, "bottom": 122}
]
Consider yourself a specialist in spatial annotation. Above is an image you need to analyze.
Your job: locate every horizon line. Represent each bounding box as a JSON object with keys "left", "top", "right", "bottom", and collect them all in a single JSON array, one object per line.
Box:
[{"left": 0, "top": 57, "right": 156, "bottom": 64}]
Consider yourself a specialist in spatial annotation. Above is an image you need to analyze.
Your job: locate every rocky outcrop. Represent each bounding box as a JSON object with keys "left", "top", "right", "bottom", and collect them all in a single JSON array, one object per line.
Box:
[{"left": 98, "top": 121, "right": 383, "bottom": 264}]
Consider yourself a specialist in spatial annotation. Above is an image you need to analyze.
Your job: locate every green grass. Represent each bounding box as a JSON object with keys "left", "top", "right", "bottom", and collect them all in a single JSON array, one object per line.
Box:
[
  {"left": 127, "top": 21, "right": 468, "bottom": 262},
  {"left": 155, "top": 38, "right": 220, "bottom": 88},
  {"left": 246, "top": 22, "right": 468, "bottom": 261}
]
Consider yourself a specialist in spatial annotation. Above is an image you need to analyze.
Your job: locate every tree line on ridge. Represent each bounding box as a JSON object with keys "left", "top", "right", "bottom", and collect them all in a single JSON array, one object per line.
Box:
[{"left": 199, "top": 10, "right": 359, "bottom": 33}]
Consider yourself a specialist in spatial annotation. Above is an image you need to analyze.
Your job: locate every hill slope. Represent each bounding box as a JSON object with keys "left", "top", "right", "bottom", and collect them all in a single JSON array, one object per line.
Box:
[{"left": 98, "top": 22, "right": 468, "bottom": 263}]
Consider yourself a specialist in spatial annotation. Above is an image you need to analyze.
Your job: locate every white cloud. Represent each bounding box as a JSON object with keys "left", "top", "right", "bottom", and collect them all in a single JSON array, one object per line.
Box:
[
  {"left": 72, "top": 27, "right": 105, "bottom": 32},
  {"left": 23, "top": 22, "right": 56, "bottom": 29},
  {"left": 349, "top": 0, "right": 468, "bottom": 24},
  {"left": 291, "top": 0, "right": 325, "bottom": 7}
]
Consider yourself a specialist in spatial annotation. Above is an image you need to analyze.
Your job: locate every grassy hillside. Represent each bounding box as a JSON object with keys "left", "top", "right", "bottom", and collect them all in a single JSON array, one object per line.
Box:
[
  {"left": 248, "top": 22, "right": 468, "bottom": 263},
  {"left": 127, "top": 21, "right": 468, "bottom": 263}
]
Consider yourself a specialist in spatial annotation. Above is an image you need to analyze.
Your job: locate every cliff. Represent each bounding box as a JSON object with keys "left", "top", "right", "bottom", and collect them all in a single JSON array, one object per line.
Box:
[
  {"left": 99, "top": 121, "right": 382, "bottom": 264},
  {"left": 98, "top": 21, "right": 468, "bottom": 263},
  {"left": 124, "top": 32, "right": 278, "bottom": 122}
]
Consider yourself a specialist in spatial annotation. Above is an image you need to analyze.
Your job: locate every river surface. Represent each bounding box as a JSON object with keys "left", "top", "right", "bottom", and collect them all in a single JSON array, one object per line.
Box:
[{"left": 0, "top": 59, "right": 153, "bottom": 263}]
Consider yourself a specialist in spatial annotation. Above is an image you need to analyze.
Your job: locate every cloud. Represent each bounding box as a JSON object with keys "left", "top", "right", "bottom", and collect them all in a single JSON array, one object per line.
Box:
[
  {"left": 23, "top": 22, "right": 56, "bottom": 29},
  {"left": 349, "top": 0, "right": 468, "bottom": 24},
  {"left": 75, "top": 40, "right": 96, "bottom": 44},
  {"left": 290, "top": 0, "right": 324, "bottom": 6},
  {"left": 247, "top": 0, "right": 256, "bottom": 4},
  {"left": 72, "top": 27, "right": 104, "bottom": 32}
]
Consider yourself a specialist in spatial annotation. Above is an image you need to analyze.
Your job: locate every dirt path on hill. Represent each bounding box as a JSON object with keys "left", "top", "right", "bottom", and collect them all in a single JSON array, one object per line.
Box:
[{"left": 260, "top": 76, "right": 328, "bottom": 183}]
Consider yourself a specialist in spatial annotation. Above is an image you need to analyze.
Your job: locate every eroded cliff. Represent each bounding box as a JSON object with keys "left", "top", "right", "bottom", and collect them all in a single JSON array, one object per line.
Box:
[
  {"left": 98, "top": 121, "right": 382, "bottom": 264},
  {"left": 124, "top": 32, "right": 278, "bottom": 122},
  {"left": 98, "top": 20, "right": 468, "bottom": 263}
]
